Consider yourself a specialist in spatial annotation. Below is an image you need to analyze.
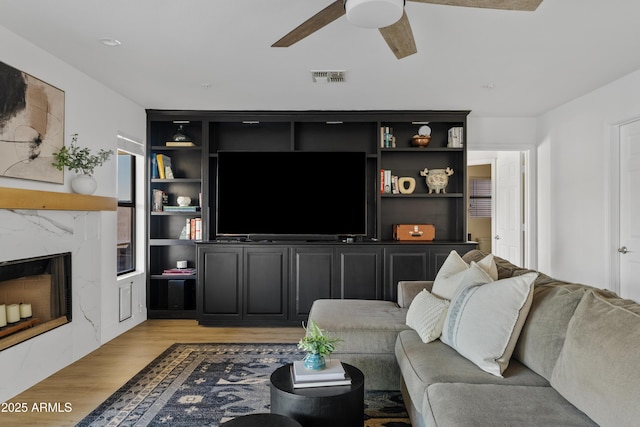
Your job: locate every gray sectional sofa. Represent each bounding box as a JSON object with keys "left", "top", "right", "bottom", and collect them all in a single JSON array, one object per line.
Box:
[{"left": 308, "top": 250, "right": 640, "bottom": 427}]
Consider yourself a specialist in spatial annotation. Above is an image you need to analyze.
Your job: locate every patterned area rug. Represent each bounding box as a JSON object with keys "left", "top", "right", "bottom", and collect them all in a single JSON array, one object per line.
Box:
[{"left": 77, "top": 343, "right": 411, "bottom": 427}]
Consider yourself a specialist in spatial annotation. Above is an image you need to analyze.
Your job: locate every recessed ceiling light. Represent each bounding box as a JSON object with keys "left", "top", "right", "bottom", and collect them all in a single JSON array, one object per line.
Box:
[
  {"left": 99, "top": 38, "right": 122, "bottom": 47},
  {"left": 481, "top": 84, "right": 496, "bottom": 90}
]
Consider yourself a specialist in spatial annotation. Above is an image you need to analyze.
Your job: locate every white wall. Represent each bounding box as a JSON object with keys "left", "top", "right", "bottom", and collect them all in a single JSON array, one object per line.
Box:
[
  {"left": 537, "top": 69, "right": 640, "bottom": 287},
  {"left": 468, "top": 117, "right": 538, "bottom": 148},
  {"left": 0, "top": 26, "right": 147, "bottom": 400}
]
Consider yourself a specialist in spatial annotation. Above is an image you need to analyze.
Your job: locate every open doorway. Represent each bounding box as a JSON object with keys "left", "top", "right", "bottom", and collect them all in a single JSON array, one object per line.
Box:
[
  {"left": 467, "top": 162, "right": 493, "bottom": 253},
  {"left": 468, "top": 150, "right": 532, "bottom": 268}
]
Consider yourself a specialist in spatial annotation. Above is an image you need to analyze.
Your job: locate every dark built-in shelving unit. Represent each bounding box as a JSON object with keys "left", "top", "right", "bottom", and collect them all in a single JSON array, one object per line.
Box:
[{"left": 146, "top": 110, "right": 476, "bottom": 322}]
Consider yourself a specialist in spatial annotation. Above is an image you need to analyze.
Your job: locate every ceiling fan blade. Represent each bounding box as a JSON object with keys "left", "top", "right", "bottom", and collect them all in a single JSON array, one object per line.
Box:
[
  {"left": 407, "top": 0, "right": 543, "bottom": 11},
  {"left": 379, "top": 11, "right": 417, "bottom": 60},
  {"left": 272, "top": 0, "right": 346, "bottom": 47}
]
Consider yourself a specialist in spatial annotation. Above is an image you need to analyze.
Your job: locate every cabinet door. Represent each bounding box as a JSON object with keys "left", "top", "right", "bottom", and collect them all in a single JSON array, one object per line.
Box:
[
  {"left": 384, "top": 246, "right": 430, "bottom": 301},
  {"left": 335, "top": 247, "right": 383, "bottom": 300},
  {"left": 198, "top": 247, "right": 242, "bottom": 319},
  {"left": 244, "top": 247, "right": 288, "bottom": 321},
  {"left": 290, "top": 247, "right": 335, "bottom": 321}
]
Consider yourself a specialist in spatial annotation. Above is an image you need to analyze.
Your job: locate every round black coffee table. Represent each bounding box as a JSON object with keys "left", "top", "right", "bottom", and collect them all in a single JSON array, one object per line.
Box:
[
  {"left": 270, "top": 362, "right": 364, "bottom": 427},
  {"left": 221, "top": 413, "right": 302, "bottom": 426}
]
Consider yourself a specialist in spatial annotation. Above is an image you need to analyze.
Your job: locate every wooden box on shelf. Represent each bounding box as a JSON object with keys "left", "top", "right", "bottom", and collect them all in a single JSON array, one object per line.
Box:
[{"left": 393, "top": 224, "right": 435, "bottom": 241}]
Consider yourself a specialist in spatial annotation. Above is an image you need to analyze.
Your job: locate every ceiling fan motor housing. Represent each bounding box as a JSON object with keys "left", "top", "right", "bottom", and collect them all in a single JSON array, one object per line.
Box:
[{"left": 344, "top": 0, "right": 405, "bottom": 28}]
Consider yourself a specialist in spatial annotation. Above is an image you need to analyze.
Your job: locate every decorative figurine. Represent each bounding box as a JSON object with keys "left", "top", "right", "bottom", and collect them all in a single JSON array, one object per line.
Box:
[{"left": 420, "top": 167, "right": 454, "bottom": 194}]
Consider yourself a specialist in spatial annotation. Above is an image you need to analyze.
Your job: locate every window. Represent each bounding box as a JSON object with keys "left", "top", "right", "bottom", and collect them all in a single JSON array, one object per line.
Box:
[
  {"left": 117, "top": 152, "right": 135, "bottom": 274},
  {"left": 469, "top": 178, "right": 492, "bottom": 218}
]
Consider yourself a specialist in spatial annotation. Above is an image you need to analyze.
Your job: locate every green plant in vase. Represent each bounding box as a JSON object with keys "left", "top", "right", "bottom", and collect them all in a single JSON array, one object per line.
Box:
[
  {"left": 52, "top": 133, "right": 113, "bottom": 175},
  {"left": 52, "top": 133, "right": 113, "bottom": 194},
  {"left": 297, "top": 319, "right": 341, "bottom": 370}
]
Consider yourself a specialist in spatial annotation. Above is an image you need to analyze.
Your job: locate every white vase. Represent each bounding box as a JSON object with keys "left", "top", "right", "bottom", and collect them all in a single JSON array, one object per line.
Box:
[{"left": 71, "top": 174, "right": 97, "bottom": 195}]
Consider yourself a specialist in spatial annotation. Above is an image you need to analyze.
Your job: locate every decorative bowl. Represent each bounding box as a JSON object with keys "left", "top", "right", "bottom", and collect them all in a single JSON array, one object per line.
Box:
[
  {"left": 177, "top": 196, "right": 191, "bottom": 206},
  {"left": 411, "top": 135, "right": 431, "bottom": 147}
]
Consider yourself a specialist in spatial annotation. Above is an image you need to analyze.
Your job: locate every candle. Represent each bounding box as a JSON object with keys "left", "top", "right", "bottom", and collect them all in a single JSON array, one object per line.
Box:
[
  {"left": 6, "top": 304, "right": 20, "bottom": 323},
  {"left": 0, "top": 304, "right": 6, "bottom": 327},
  {"left": 20, "top": 303, "right": 32, "bottom": 319}
]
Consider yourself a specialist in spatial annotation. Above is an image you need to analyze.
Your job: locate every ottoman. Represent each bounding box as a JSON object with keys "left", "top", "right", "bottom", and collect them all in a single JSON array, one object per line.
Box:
[{"left": 307, "top": 298, "right": 410, "bottom": 390}]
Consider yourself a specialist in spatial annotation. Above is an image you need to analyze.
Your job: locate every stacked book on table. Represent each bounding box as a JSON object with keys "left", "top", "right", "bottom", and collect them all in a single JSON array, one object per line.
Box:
[{"left": 290, "top": 359, "right": 351, "bottom": 388}]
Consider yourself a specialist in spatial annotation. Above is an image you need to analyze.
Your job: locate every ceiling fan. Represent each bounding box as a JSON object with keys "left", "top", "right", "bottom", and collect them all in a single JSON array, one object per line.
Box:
[{"left": 272, "top": 0, "right": 543, "bottom": 59}]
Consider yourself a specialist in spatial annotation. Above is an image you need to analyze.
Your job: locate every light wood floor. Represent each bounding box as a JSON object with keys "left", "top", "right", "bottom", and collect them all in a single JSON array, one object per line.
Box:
[{"left": 3, "top": 320, "right": 301, "bottom": 426}]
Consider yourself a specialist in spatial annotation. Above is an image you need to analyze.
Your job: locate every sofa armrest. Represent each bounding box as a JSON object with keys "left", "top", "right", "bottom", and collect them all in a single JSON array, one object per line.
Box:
[{"left": 397, "top": 281, "right": 434, "bottom": 308}]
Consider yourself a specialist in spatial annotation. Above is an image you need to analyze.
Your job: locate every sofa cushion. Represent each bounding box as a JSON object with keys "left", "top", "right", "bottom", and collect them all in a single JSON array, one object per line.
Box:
[
  {"left": 425, "top": 383, "right": 597, "bottom": 427},
  {"left": 308, "top": 299, "right": 409, "bottom": 354},
  {"left": 441, "top": 270, "right": 537, "bottom": 376},
  {"left": 395, "top": 330, "right": 549, "bottom": 416},
  {"left": 462, "top": 249, "right": 537, "bottom": 281},
  {"left": 432, "top": 250, "right": 498, "bottom": 300},
  {"left": 405, "top": 289, "right": 450, "bottom": 343},
  {"left": 512, "top": 283, "right": 588, "bottom": 380},
  {"left": 551, "top": 290, "right": 640, "bottom": 427}
]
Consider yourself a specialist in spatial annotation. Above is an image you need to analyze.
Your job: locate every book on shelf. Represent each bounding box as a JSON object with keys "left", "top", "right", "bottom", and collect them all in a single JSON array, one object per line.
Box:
[
  {"left": 162, "top": 267, "right": 196, "bottom": 275},
  {"left": 165, "top": 141, "right": 195, "bottom": 147},
  {"left": 290, "top": 360, "right": 351, "bottom": 388},
  {"left": 447, "top": 127, "right": 464, "bottom": 148},
  {"left": 152, "top": 189, "right": 165, "bottom": 212},
  {"left": 391, "top": 175, "right": 399, "bottom": 194},
  {"left": 151, "top": 155, "right": 160, "bottom": 179},
  {"left": 155, "top": 154, "right": 173, "bottom": 179},
  {"left": 192, "top": 217, "right": 202, "bottom": 240},
  {"left": 163, "top": 205, "right": 200, "bottom": 212},
  {"left": 384, "top": 170, "right": 392, "bottom": 193},
  {"left": 379, "top": 126, "right": 395, "bottom": 148},
  {"left": 179, "top": 217, "right": 202, "bottom": 240}
]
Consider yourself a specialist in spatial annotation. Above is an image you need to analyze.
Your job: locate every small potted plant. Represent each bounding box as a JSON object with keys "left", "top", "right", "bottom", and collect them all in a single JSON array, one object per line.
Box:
[
  {"left": 52, "top": 133, "right": 113, "bottom": 194},
  {"left": 297, "top": 319, "right": 341, "bottom": 370}
]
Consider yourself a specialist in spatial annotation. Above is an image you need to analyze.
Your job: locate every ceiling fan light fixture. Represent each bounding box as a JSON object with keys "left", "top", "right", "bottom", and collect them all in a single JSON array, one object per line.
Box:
[{"left": 345, "top": 0, "right": 404, "bottom": 29}]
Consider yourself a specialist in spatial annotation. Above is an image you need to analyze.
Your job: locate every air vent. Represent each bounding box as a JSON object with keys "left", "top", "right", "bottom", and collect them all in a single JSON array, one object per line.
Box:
[{"left": 311, "top": 70, "right": 346, "bottom": 83}]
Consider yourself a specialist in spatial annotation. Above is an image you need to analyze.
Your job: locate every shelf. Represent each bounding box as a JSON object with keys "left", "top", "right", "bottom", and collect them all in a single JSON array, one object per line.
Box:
[
  {"left": 0, "top": 187, "right": 117, "bottom": 211},
  {"left": 381, "top": 193, "right": 464, "bottom": 198},
  {"left": 151, "top": 211, "right": 201, "bottom": 216},
  {"left": 151, "top": 178, "right": 201, "bottom": 183},
  {"left": 150, "top": 239, "right": 197, "bottom": 245},
  {"left": 151, "top": 145, "right": 201, "bottom": 151},
  {"left": 381, "top": 147, "right": 464, "bottom": 152},
  {"left": 151, "top": 274, "right": 197, "bottom": 280}
]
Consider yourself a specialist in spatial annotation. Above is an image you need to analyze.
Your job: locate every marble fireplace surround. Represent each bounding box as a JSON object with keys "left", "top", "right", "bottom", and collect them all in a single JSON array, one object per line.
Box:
[{"left": 0, "top": 187, "right": 116, "bottom": 401}]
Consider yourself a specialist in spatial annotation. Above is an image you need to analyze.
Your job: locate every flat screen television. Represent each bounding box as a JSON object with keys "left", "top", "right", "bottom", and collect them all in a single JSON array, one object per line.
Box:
[{"left": 216, "top": 151, "right": 367, "bottom": 240}]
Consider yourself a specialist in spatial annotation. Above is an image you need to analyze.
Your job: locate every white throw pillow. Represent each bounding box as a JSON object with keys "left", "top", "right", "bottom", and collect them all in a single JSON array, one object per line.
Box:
[
  {"left": 406, "top": 289, "right": 450, "bottom": 343},
  {"left": 432, "top": 250, "right": 498, "bottom": 300},
  {"left": 441, "top": 271, "right": 538, "bottom": 377}
]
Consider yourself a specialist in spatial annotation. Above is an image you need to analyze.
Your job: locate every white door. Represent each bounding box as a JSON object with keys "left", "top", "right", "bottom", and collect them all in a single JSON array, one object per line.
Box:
[
  {"left": 619, "top": 119, "right": 640, "bottom": 302},
  {"left": 494, "top": 152, "right": 523, "bottom": 266}
]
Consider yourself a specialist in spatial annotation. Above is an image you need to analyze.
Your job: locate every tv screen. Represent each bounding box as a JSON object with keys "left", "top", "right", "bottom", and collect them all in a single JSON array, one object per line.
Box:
[{"left": 216, "top": 151, "right": 367, "bottom": 239}]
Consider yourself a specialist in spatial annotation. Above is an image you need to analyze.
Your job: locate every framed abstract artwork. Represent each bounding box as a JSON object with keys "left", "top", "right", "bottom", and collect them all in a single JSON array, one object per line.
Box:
[{"left": 0, "top": 61, "right": 65, "bottom": 183}]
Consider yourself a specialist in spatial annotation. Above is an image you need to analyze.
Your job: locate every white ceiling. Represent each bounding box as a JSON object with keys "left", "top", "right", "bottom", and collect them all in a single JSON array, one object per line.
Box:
[{"left": 1, "top": 0, "right": 639, "bottom": 117}]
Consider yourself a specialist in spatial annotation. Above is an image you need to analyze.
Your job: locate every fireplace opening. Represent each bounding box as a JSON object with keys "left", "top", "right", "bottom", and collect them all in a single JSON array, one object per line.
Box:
[{"left": 0, "top": 253, "right": 72, "bottom": 351}]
